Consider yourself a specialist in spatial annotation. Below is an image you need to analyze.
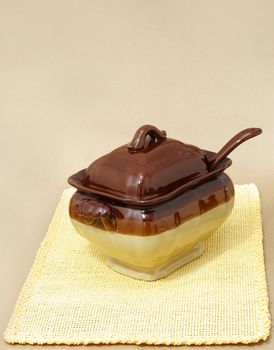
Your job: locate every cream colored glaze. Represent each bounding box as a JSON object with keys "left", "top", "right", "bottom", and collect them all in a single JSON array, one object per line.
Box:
[
  {"left": 71, "top": 197, "right": 234, "bottom": 275},
  {"left": 107, "top": 243, "right": 205, "bottom": 281}
]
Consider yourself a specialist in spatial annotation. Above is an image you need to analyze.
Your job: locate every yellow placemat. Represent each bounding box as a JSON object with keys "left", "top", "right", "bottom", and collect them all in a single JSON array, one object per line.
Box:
[{"left": 4, "top": 184, "right": 270, "bottom": 345}]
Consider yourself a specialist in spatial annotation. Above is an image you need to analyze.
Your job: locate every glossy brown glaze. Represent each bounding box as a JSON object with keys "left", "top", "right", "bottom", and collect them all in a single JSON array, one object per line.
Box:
[
  {"left": 68, "top": 124, "right": 262, "bottom": 236},
  {"left": 69, "top": 173, "right": 234, "bottom": 236},
  {"left": 208, "top": 128, "right": 262, "bottom": 171},
  {"left": 127, "top": 124, "right": 167, "bottom": 152},
  {"left": 68, "top": 125, "right": 233, "bottom": 205}
]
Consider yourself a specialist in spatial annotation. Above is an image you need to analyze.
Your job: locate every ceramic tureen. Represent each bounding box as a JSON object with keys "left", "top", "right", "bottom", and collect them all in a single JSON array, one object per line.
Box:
[{"left": 68, "top": 125, "right": 262, "bottom": 281}]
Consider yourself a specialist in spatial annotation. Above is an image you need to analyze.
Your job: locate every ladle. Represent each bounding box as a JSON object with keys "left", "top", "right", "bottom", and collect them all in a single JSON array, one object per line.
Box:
[{"left": 208, "top": 128, "right": 262, "bottom": 171}]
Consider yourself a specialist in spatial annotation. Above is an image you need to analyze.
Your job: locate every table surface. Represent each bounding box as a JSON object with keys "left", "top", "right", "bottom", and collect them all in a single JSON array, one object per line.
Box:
[{"left": 1, "top": 0, "right": 273, "bottom": 348}]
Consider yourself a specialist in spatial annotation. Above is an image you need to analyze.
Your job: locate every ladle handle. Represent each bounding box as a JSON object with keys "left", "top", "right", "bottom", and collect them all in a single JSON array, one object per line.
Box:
[{"left": 208, "top": 128, "right": 262, "bottom": 171}]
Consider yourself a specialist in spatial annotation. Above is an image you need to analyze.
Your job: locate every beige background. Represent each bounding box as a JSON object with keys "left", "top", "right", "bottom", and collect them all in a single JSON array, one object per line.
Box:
[{"left": 0, "top": 0, "right": 273, "bottom": 349}]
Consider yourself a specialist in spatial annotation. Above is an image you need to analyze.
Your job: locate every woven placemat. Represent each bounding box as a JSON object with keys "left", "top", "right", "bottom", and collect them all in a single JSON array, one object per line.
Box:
[{"left": 4, "top": 184, "right": 270, "bottom": 345}]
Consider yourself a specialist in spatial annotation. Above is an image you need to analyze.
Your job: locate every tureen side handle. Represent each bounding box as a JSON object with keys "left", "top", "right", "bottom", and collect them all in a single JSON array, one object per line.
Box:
[
  {"left": 208, "top": 128, "right": 262, "bottom": 171},
  {"left": 75, "top": 199, "right": 117, "bottom": 232},
  {"left": 127, "top": 125, "right": 166, "bottom": 152}
]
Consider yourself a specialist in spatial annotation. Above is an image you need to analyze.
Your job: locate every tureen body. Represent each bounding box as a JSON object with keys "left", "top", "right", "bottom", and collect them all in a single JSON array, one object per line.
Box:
[{"left": 68, "top": 125, "right": 261, "bottom": 281}]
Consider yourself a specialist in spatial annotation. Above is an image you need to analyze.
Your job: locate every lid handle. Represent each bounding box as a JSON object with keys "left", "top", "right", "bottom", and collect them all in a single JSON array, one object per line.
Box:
[{"left": 127, "top": 125, "right": 166, "bottom": 152}]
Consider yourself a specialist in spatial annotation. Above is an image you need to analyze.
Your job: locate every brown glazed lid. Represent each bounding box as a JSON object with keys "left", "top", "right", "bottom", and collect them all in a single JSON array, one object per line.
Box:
[{"left": 68, "top": 125, "right": 262, "bottom": 206}]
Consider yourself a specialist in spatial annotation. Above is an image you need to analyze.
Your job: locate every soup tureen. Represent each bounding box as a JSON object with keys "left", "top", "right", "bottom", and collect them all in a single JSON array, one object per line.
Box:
[{"left": 68, "top": 125, "right": 262, "bottom": 281}]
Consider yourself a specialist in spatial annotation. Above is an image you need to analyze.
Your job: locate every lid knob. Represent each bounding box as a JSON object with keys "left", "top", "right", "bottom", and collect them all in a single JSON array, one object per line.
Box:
[{"left": 127, "top": 125, "right": 166, "bottom": 152}]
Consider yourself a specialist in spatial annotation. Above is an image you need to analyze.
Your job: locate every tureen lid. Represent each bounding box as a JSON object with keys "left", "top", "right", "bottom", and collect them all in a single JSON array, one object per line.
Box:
[{"left": 68, "top": 125, "right": 234, "bottom": 205}]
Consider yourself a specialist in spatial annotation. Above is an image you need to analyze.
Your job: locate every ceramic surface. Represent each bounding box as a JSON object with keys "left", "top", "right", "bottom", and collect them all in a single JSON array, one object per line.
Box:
[{"left": 68, "top": 125, "right": 262, "bottom": 280}]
